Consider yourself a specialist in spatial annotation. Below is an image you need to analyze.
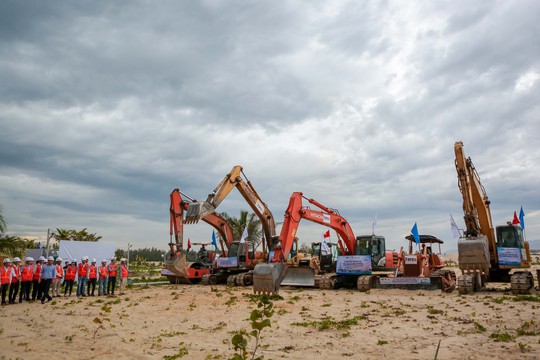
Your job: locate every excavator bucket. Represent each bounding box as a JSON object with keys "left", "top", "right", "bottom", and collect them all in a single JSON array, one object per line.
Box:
[
  {"left": 252, "top": 263, "right": 288, "bottom": 294},
  {"left": 281, "top": 267, "right": 316, "bottom": 287},
  {"left": 184, "top": 201, "right": 216, "bottom": 224},
  {"left": 164, "top": 250, "right": 188, "bottom": 277},
  {"left": 457, "top": 235, "right": 490, "bottom": 272}
]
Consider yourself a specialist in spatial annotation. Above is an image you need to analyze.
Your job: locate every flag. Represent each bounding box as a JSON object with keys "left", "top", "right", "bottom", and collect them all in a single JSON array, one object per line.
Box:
[
  {"left": 187, "top": 238, "right": 191, "bottom": 250},
  {"left": 519, "top": 207, "right": 525, "bottom": 230},
  {"left": 240, "top": 227, "right": 248, "bottom": 243},
  {"left": 321, "top": 230, "right": 330, "bottom": 254},
  {"left": 450, "top": 213, "right": 461, "bottom": 239},
  {"left": 212, "top": 230, "right": 217, "bottom": 247},
  {"left": 411, "top": 222, "right": 420, "bottom": 244},
  {"left": 371, "top": 213, "right": 378, "bottom": 235},
  {"left": 512, "top": 211, "right": 520, "bottom": 225}
]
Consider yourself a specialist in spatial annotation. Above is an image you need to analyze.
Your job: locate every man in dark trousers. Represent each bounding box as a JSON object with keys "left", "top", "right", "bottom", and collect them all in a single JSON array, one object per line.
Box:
[
  {"left": 0, "top": 258, "right": 12, "bottom": 305},
  {"left": 32, "top": 256, "right": 45, "bottom": 301},
  {"left": 107, "top": 258, "right": 118, "bottom": 295},
  {"left": 40, "top": 256, "right": 56, "bottom": 304},
  {"left": 8, "top": 257, "right": 21, "bottom": 304}
]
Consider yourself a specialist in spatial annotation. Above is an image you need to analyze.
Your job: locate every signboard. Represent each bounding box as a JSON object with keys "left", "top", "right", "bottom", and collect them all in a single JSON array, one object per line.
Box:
[
  {"left": 404, "top": 255, "right": 418, "bottom": 265},
  {"left": 497, "top": 247, "right": 521, "bottom": 267},
  {"left": 323, "top": 214, "right": 331, "bottom": 224},
  {"left": 379, "top": 277, "right": 431, "bottom": 285},
  {"left": 217, "top": 256, "right": 238, "bottom": 268},
  {"left": 336, "top": 255, "right": 372, "bottom": 275}
]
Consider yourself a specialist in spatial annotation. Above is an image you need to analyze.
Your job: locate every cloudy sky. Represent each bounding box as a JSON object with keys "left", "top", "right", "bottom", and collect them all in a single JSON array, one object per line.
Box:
[{"left": 1, "top": 1, "right": 539, "bottom": 253}]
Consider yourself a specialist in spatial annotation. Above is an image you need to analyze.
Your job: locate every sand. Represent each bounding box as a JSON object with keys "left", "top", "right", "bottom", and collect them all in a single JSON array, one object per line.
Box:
[{"left": 1, "top": 279, "right": 539, "bottom": 360}]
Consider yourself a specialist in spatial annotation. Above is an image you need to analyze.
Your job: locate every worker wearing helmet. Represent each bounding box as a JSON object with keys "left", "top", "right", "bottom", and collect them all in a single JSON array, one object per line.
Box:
[
  {"left": 98, "top": 259, "right": 108, "bottom": 296},
  {"left": 107, "top": 258, "right": 118, "bottom": 295},
  {"left": 32, "top": 256, "right": 45, "bottom": 301},
  {"left": 52, "top": 257, "right": 64, "bottom": 297},
  {"left": 63, "top": 259, "right": 77, "bottom": 297},
  {"left": 39, "top": 256, "right": 56, "bottom": 304},
  {"left": 0, "top": 258, "right": 12, "bottom": 305},
  {"left": 87, "top": 258, "right": 98, "bottom": 296},
  {"left": 19, "top": 257, "right": 34, "bottom": 302},
  {"left": 77, "top": 256, "right": 89, "bottom": 297},
  {"left": 8, "top": 257, "right": 22, "bottom": 304},
  {"left": 118, "top": 258, "right": 129, "bottom": 295}
]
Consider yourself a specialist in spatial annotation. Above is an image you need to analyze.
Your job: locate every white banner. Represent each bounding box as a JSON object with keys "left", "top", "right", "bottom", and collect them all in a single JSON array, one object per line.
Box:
[
  {"left": 379, "top": 277, "right": 431, "bottom": 285},
  {"left": 217, "top": 257, "right": 238, "bottom": 268},
  {"left": 404, "top": 255, "right": 418, "bottom": 265},
  {"left": 497, "top": 247, "right": 521, "bottom": 267},
  {"left": 58, "top": 240, "right": 115, "bottom": 263},
  {"left": 336, "top": 255, "right": 372, "bottom": 275}
]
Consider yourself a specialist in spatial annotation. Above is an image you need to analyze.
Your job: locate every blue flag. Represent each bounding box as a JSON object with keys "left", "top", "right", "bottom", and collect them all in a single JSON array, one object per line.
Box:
[
  {"left": 411, "top": 222, "right": 420, "bottom": 244},
  {"left": 519, "top": 207, "right": 525, "bottom": 230},
  {"left": 212, "top": 230, "right": 217, "bottom": 247}
]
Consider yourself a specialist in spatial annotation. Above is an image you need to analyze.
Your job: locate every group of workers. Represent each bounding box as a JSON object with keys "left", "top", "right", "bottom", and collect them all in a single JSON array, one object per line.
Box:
[{"left": 0, "top": 255, "right": 129, "bottom": 305}]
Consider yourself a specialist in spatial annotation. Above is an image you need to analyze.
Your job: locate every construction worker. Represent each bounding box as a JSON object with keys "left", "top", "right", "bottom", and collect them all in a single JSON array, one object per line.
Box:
[
  {"left": 40, "top": 256, "right": 56, "bottom": 304},
  {"left": 98, "top": 259, "right": 108, "bottom": 296},
  {"left": 107, "top": 258, "right": 118, "bottom": 295},
  {"left": 52, "top": 257, "right": 64, "bottom": 297},
  {"left": 64, "top": 259, "right": 77, "bottom": 297},
  {"left": 19, "top": 257, "right": 34, "bottom": 302},
  {"left": 9, "top": 257, "right": 22, "bottom": 304},
  {"left": 87, "top": 258, "right": 98, "bottom": 296},
  {"left": 0, "top": 258, "right": 12, "bottom": 305},
  {"left": 32, "top": 256, "right": 45, "bottom": 301},
  {"left": 118, "top": 258, "right": 129, "bottom": 295},
  {"left": 77, "top": 256, "right": 89, "bottom": 297},
  {"left": 62, "top": 259, "right": 70, "bottom": 287}
]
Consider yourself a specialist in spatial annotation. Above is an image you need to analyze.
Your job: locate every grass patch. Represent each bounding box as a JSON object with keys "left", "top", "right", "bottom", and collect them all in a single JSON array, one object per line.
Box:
[
  {"left": 473, "top": 322, "right": 486, "bottom": 333},
  {"left": 377, "top": 339, "right": 388, "bottom": 345},
  {"left": 489, "top": 332, "right": 515, "bottom": 342},
  {"left": 292, "top": 315, "right": 365, "bottom": 331}
]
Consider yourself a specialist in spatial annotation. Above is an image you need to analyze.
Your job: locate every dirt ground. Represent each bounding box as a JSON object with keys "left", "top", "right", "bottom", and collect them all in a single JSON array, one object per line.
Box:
[{"left": 1, "top": 279, "right": 539, "bottom": 360}]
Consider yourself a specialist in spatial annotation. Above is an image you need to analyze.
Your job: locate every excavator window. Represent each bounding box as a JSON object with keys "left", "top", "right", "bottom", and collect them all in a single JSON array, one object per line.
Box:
[
  {"left": 228, "top": 242, "right": 239, "bottom": 258},
  {"left": 496, "top": 226, "right": 524, "bottom": 249},
  {"left": 355, "top": 237, "right": 371, "bottom": 256}
]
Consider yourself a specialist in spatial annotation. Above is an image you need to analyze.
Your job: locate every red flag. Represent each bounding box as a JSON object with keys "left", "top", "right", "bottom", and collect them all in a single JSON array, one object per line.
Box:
[
  {"left": 187, "top": 238, "right": 192, "bottom": 250},
  {"left": 323, "top": 230, "right": 330, "bottom": 238},
  {"left": 512, "top": 211, "right": 520, "bottom": 225}
]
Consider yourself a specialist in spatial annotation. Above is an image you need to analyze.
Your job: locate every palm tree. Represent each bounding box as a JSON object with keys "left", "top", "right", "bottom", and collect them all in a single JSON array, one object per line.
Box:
[
  {"left": 55, "top": 228, "right": 102, "bottom": 242},
  {"left": 220, "top": 210, "right": 263, "bottom": 247},
  {"left": 0, "top": 206, "right": 6, "bottom": 234}
]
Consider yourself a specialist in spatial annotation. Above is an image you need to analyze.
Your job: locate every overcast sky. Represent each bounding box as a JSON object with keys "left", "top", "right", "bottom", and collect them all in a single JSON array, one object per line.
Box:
[{"left": 1, "top": 1, "right": 539, "bottom": 253}]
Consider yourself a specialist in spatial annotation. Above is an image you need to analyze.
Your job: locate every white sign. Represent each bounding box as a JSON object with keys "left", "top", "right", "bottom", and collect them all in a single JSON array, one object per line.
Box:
[
  {"left": 323, "top": 214, "right": 331, "bottom": 224},
  {"left": 336, "top": 255, "right": 372, "bottom": 275},
  {"left": 255, "top": 200, "right": 265, "bottom": 214},
  {"left": 58, "top": 240, "right": 115, "bottom": 264},
  {"left": 497, "top": 247, "right": 521, "bottom": 267},
  {"left": 217, "top": 257, "right": 238, "bottom": 268},
  {"left": 404, "top": 255, "right": 418, "bottom": 265},
  {"left": 379, "top": 277, "right": 431, "bottom": 285}
]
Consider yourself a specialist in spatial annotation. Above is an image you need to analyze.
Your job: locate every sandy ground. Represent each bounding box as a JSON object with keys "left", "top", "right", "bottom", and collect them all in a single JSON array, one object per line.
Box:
[{"left": 1, "top": 277, "right": 539, "bottom": 360}]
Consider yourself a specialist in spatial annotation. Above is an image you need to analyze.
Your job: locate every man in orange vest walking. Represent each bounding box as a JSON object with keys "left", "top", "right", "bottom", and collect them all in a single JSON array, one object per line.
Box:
[
  {"left": 119, "top": 258, "right": 129, "bottom": 295},
  {"left": 107, "top": 258, "right": 118, "bottom": 295},
  {"left": 32, "top": 256, "right": 45, "bottom": 301},
  {"left": 52, "top": 257, "right": 64, "bottom": 297},
  {"left": 77, "top": 256, "right": 89, "bottom": 297},
  {"left": 64, "top": 259, "right": 77, "bottom": 297},
  {"left": 1, "top": 258, "right": 12, "bottom": 305},
  {"left": 9, "top": 257, "right": 22, "bottom": 304},
  {"left": 19, "top": 257, "right": 34, "bottom": 303},
  {"left": 98, "top": 259, "right": 108, "bottom": 296},
  {"left": 87, "top": 258, "right": 98, "bottom": 296}
]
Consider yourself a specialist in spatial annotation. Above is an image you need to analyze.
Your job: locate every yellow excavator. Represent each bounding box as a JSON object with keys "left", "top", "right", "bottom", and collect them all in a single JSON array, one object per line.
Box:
[
  {"left": 454, "top": 141, "right": 534, "bottom": 294},
  {"left": 184, "top": 165, "right": 277, "bottom": 285}
]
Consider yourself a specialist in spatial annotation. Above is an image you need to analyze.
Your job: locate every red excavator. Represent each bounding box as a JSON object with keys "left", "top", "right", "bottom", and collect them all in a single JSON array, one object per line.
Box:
[
  {"left": 253, "top": 192, "right": 398, "bottom": 293},
  {"left": 163, "top": 189, "right": 234, "bottom": 284},
  {"left": 182, "top": 166, "right": 276, "bottom": 286}
]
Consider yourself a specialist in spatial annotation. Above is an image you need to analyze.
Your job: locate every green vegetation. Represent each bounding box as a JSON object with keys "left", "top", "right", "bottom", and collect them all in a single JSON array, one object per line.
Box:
[
  {"left": 163, "top": 342, "right": 189, "bottom": 359},
  {"left": 489, "top": 332, "right": 515, "bottom": 342},
  {"left": 377, "top": 339, "right": 388, "bottom": 345},
  {"left": 292, "top": 315, "right": 365, "bottom": 331}
]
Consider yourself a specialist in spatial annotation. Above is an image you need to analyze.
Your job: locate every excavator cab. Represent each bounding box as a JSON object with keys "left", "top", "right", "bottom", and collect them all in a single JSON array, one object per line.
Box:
[
  {"left": 495, "top": 225, "right": 531, "bottom": 268},
  {"left": 355, "top": 235, "right": 386, "bottom": 270},
  {"left": 312, "top": 242, "right": 336, "bottom": 273}
]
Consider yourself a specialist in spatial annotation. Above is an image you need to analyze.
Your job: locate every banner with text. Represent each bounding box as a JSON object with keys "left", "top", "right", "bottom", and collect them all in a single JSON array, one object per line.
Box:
[
  {"left": 217, "top": 257, "right": 238, "bottom": 268},
  {"left": 336, "top": 255, "right": 372, "bottom": 275},
  {"left": 497, "top": 247, "right": 521, "bottom": 267}
]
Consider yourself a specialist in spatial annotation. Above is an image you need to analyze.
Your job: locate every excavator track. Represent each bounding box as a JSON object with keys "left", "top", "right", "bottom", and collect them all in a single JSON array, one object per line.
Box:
[
  {"left": 226, "top": 274, "right": 237, "bottom": 287},
  {"left": 510, "top": 271, "right": 534, "bottom": 295},
  {"left": 319, "top": 275, "right": 338, "bottom": 290},
  {"left": 357, "top": 275, "right": 373, "bottom": 292},
  {"left": 457, "top": 274, "right": 475, "bottom": 294},
  {"left": 235, "top": 272, "right": 253, "bottom": 286}
]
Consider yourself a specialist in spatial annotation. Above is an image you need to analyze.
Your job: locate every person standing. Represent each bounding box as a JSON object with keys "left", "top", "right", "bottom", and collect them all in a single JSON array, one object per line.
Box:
[
  {"left": 8, "top": 257, "right": 21, "bottom": 304},
  {"left": 40, "top": 256, "right": 56, "bottom": 304},
  {"left": 118, "top": 258, "right": 129, "bottom": 295},
  {"left": 77, "top": 256, "right": 89, "bottom": 297},
  {"left": 107, "top": 258, "right": 118, "bottom": 295},
  {"left": 64, "top": 259, "right": 77, "bottom": 297},
  {"left": 52, "top": 257, "right": 64, "bottom": 297},
  {"left": 87, "top": 259, "right": 98, "bottom": 296},
  {"left": 32, "top": 256, "right": 45, "bottom": 301},
  {"left": 0, "top": 258, "right": 12, "bottom": 305},
  {"left": 62, "top": 259, "right": 70, "bottom": 287},
  {"left": 98, "top": 259, "right": 108, "bottom": 296},
  {"left": 19, "top": 257, "right": 34, "bottom": 303}
]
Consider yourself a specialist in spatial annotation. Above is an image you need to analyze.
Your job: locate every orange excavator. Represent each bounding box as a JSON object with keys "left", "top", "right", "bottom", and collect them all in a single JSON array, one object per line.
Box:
[
  {"left": 163, "top": 189, "right": 234, "bottom": 284},
  {"left": 253, "top": 192, "right": 398, "bottom": 294},
  {"left": 182, "top": 166, "right": 276, "bottom": 286}
]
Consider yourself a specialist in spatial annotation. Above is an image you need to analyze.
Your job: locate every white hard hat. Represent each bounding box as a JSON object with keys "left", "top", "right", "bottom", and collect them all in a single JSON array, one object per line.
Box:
[
  {"left": 72, "top": 258, "right": 77, "bottom": 262},
  {"left": 39, "top": 256, "right": 46, "bottom": 261},
  {"left": 111, "top": 258, "right": 116, "bottom": 261},
  {"left": 29, "top": 257, "right": 34, "bottom": 262},
  {"left": 82, "top": 256, "right": 88, "bottom": 260},
  {"left": 13, "top": 257, "right": 21, "bottom": 262},
  {"left": 25, "top": 257, "right": 32, "bottom": 262},
  {"left": 101, "top": 259, "right": 107, "bottom": 263},
  {"left": 56, "top": 257, "right": 63, "bottom": 262},
  {"left": 120, "top": 258, "right": 126, "bottom": 262},
  {"left": 91, "top": 258, "right": 96, "bottom": 263},
  {"left": 3, "top": 258, "right": 11, "bottom": 263},
  {"left": 47, "top": 256, "right": 54, "bottom": 261}
]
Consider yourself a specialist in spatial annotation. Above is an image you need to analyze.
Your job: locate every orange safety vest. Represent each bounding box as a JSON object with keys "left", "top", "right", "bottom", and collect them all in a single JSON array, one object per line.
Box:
[
  {"left": 65, "top": 265, "right": 76, "bottom": 281},
  {"left": 108, "top": 264, "right": 117, "bottom": 277},
  {"left": 120, "top": 264, "right": 128, "bottom": 278},
  {"left": 99, "top": 266, "right": 108, "bottom": 279},
  {"left": 21, "top": 265, "right": 33, "bottom": 282},
  {"left": 0, "top": 266, "right": 11, "bottom": 285},
  {"left": 33, "top": 264, "right": 42, "bottom": 281},
  {"left": 55, "top": 265, "right": 64, "bottom": 279},
  {"left": 11, "top": 265, "right": 20, "bottom": 283},
  {"left": 78, "top": 263, "right": 88, "bottom": 277},
  {"left": 88, "top": 265, "right": 97, "bottom": 279}
]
